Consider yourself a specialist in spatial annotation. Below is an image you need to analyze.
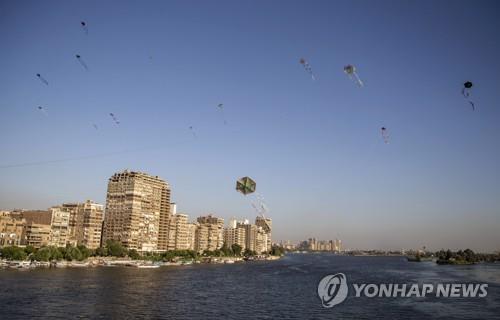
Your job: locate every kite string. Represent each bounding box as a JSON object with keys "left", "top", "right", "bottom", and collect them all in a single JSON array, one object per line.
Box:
[{"left": 353, "top": 72, "right": 363, "bottom": 87}]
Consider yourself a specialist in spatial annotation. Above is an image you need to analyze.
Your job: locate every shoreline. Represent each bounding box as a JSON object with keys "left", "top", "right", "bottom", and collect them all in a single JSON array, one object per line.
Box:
[{"left": 0, "top": 255, "right": 282, "bottom": 270}]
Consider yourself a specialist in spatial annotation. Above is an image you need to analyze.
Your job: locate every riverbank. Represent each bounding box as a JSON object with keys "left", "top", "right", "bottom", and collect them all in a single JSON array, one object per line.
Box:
[{"left": 0, "top": 255, "right": 282, "bottom": 270}]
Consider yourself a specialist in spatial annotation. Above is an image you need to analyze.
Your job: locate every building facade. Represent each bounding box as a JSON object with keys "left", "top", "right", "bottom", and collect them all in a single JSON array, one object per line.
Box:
[
  {"left": 62, "top": 200, "right": 104, "bottom": 249},
  {"left": 0, "top": 211, "right": 26, "bottom": 247},
  {"left": 103, "top": 170, "right": 171, "bottom": 251},
  {"left": 48, "top": 206, "right": 71, "bottom": 247},
  {"left": 19, "top": 210, "right": 52, "bottom": 248},
  {"left": 223, "top": 218, "right": 247, "bottom": 251},
  {"left": 194, "top": 215, "right": 224, "bottom": 252},
  {"left": 255, "top": 216, "right": 272, "bottom": 252}
]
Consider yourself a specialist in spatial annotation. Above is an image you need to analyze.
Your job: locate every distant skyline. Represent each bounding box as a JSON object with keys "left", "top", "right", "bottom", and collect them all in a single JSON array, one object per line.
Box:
[{"left": 1, "top": 1, "right": 499, "bottom": 251}]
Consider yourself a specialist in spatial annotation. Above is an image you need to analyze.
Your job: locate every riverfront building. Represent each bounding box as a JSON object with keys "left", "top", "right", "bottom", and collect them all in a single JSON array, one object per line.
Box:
[
  {"left": 62, "top": 201, "right": 104, "bottom": 249},
  {"left": 0, "top": 211, "right": 25, "bottom": 247},
  {"left": 194, "top": 215, "right": 224, "bottom": 252},
  {"left": 103, "top": 170, "right": 171, "bottom": 251}
]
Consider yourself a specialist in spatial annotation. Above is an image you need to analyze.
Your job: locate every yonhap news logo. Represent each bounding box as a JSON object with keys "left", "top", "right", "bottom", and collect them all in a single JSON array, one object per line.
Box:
[
  {"left": 317, "top": 273, "right": 488, "bottom": 308},
  {"left": 317, "top": 273, "right": 349, "bottom": 308}
]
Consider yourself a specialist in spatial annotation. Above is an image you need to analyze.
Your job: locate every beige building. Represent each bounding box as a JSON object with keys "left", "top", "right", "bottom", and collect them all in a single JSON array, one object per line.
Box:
[
  {"left": 103, "top": 170, "right": 171, "bottom": 251},
  {"left": 62, "top": 200, "right": 104, "bottom": 249},
  {"left": 49, "top": 206, "right": 71, "bottom": 247},
  {"left": 172, "top": 213, "right": 189, "bottom": 250},
  {"left": 0, "top": 211, "right": 26, "bottom": 247},
  {"left": 24, "top": 222, "right": 51, "bottom": 248},
  {"left": 195, "top": 215, "right": 224, "bottom": 252},
  {"left": 241, "top": 223, "right": 257, "bottom": 252},
  {"left": 186, "top": 222, "right": 197, "bottom": 251},
  {"left": 255, "top": 216, "right": 272, "bottom": 252},
  {"left": 166, "top": 203, "right": 190, "bottom": 251},
  {"left": 18, "top": 210, "right": 52, "bottom": 248},
  {"left": 223, "top": 218, "right": 246, "bottom": 251}
]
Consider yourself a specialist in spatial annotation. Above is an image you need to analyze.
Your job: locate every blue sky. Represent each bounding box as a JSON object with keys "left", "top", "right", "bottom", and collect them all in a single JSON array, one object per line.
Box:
[{"left": 1, "top": 0, "right": 499, "bottom": 251}]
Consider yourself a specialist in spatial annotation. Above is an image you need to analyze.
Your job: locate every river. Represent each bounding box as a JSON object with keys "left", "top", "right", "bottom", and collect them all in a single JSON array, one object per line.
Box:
[{"left": 1, "top": 253, "right": 499, "bottom": 319}]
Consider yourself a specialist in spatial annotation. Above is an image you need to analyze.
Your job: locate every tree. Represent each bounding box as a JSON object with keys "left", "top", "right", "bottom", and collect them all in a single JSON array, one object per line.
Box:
[
  {"left": 128, "top": 249, "right": 141, "bottom": 260},
  {"left": 65, "top": 246, "right": 83, "bottom": 261},
  {"left": 243, "top": 248, "right": 256, "bottom": 257},
  {"left": 32, "top": 247, "right": 51, "bottom": 261},
  {"left": 231, "top": 244, "right": 242, "bottom": 256},
  {"left": 221, "top": 242, "right": 233, "bottom": 256},
  {"left": 77, "top": 245, "right": 92, "bottom": 260},
  {"left": 24, "top": 245, "right": 36, "bottom": 255},
  {"left": 270, "top": 245, "right": 285, "bottom": 256},
  {"left": 106, "top": 240, "right": 126, "bottom": 257},
  {"left": 49, "top": 246, "right": 63, "bottom": 261},
  {"left": 95, "top": 246, "right": 108, "bottom": 257},
  {"left": 0, "top": 246, "right": 27, "bottom": 260}
]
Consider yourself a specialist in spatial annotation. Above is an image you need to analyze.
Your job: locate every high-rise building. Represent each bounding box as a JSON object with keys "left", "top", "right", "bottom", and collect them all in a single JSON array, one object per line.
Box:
[
  {"left": 194, "top": 214, "right": 224, "bottom": 252},
  {"left": 48, "top": 206, "right": 71, "bottom": 247},
  {"left": 186, "top": 222, "right": 197, "bottom": 251},
  {"left": 103, "top": 170, "right": 171, "bottom": 251},
  {"left": 62, "top": 200, "right": 104, "bottom": 249},
  {"left": 241, "top": 223, "right": 257, "bottom": 252},
  {"left": 255, "top": 216, "right": 272, "bottom": 252},
  {"left": 168, "top": 213, "right": 189, "bottom": 250},
  {"left": 223, "top": 219, "right": 246, "bottom": 251},
  {"left": 166, "top": 203, "right": 177, "bottom": 250},
  {"left": 194, "top": 223, "right": 209, "bottom": 252}
]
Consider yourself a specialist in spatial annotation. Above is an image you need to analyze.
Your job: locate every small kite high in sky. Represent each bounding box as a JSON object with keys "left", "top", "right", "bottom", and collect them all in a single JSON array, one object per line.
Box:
[
  {"left": 76, "top": 54, "right": 89, "bottom": 71},
  {"left": 80, "top": 21, "right": 88, "bottom": 35},
  {"left": 37, "top": 106, "right": 48, "bottom": 116},
  {"left": 299, "top": 58, "right": 315, "bottom": 80},
  {"left": 462, "top": 81, "right": 475, "bottom": 111},
  {"left": 36, "top": 73, "right": 48, "bottom": 85},
  {"left": 109, "top": 113, "right": 120, "bottom": 124},
  {"left": 344, "top": 64, "right": 363, "bottom": 87},
  {"left": 189, "top": 126, "right": 197, "bottom": 138},
  {"left": 381, "top": 127, "right": 389, "bottom": 144},
  {"left": 92, "top": 123, "right": 98, "bottom": 130},
  {"left": 217, "top": 103, "right": 227, "bottom": 125}
]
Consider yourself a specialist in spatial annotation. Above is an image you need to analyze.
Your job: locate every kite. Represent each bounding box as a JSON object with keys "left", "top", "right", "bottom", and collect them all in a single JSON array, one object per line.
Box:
[
  {"left": 92, "top": 123, "right": 98, "bottom": 130},
  {"left": 37, "top": 106, "right": 48, "bottom": 116},
  {"left": 217, "top": 103, "right": 227, "bottom": 125},
  {"left": 381, "top": 127, "right": 389, "bottom": 144},
  {"left": 109, "top": 113, "right": 120, "bottom": 124},
  {"left": 189, "top": 126, "right": 197, "bottom": 138},
  {"left": 299, "top": 58, "right": 315, "bottom": 80},
  {"left": 462, "top": 81, "right": 475, "bottom": 111},
  {"left": 236, "top": 176, "right": 256, "bottom": 195},
  {"left": 76, "top": 54, "right": 89, "bottom": 71},
  {"left": 236, "top": 176, "right": 270, "bottom": 216},
  {"left": 344, "top": 65, "right": 363, "bottom": 87},
  {"left": 80, "top": 21, "right": 88, "bottom": 35},
  {"left": 36, "top": 73, "right": 48, "bottom": 85}
]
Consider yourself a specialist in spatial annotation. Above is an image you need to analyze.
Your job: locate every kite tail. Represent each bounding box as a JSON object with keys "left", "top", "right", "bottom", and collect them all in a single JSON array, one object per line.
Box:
[
  {"left": 462, "top": 88, "right": 470, "bottom": 98},
  {"left": 354, "top": 72, "right": 364, "bottom": 87},
  {"left": 469, "top": 100, "right": 475, "bottom": 111},
  {"left": 79, "top": 59, "right": 89, "bottom": 71}
]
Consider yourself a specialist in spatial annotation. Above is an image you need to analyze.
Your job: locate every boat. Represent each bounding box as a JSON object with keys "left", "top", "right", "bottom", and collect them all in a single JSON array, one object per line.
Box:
[
  {"left": 69, "top": 262, "right": 89, "bottom": 268},
  {"left": 135, "top": 264, "right": 160, "bottom": 269}
]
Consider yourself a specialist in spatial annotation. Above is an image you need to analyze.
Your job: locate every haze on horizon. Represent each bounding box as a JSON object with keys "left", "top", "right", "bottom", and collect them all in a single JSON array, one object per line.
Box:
[{"left": 1, "top": 0, "right": 499, "bottom": 252}]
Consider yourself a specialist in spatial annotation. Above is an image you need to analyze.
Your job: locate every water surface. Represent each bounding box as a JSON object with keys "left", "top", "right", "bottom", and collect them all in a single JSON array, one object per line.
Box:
[{"left": 1, "top": 254, "right": 499, "bottom": 319}]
